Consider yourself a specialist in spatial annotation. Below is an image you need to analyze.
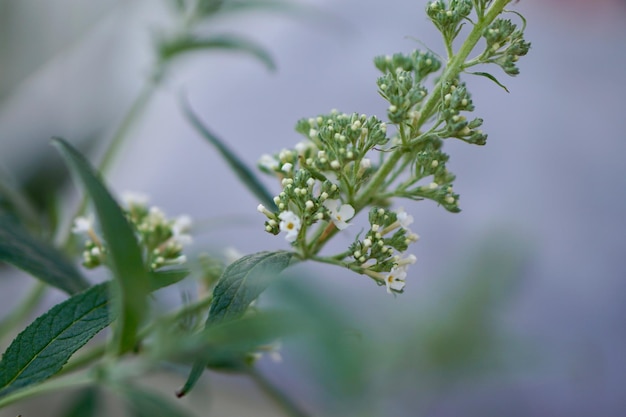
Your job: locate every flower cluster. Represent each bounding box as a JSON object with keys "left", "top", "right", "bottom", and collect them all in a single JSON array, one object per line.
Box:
[
  {"left": 72, "top": 192, "right": 192, "bottom": 270},
  {"left": 257, "top": 111, "right": 390, "bottom": 246},
  {"left": 426, "top": 0, "right": 473, "bottom": 46},
  {"left": 348, "top": 207, "right": 419, "bottom": 294},
  {"left": 254, "top": 0, "right": 529, "bottom": 295},
  {"left": 481, "top": 18, "right": 531, "bottom": 76}
]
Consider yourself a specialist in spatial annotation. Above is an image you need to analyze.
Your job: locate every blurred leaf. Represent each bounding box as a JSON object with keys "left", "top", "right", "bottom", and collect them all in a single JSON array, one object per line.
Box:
[
  {"left": 0, "top": 176, "right": 40, "bottom": 231},
  {"left": 158, "top": 33, "right": 275, "bottom": 71},
  {"left": 406, "top": 233, "right": 529, "bottom": 379},
  {"left": 122, "top": 386, "right": 198, "bottom": 417},
  {"left": 157, "top": 310, "right": 298, "bottom": 373},
  {"left": 0, "top": 283, "right": 111, "bottom": 399},
  {"left": 53, "top": 138, "right": 150, "bottom": 355},
  {"left": 182, "top": 98, "right": 276, "bottom": 209},
  {"left": 270, "top": 278, "right": 370, "bottom": 405},
  {"left": 60, "top": 387, "right": 100, "bottom": 417},
  {"left": 0, "top": 213, "right": 89, "bottom": 294},
  {"left": 194, "top": 0, "right": 224, "bottom": 17},
  {"left": 220, "top": 0, "right": 302, "bottom": 14},
  {"left": 149, "top": 269, "right": 190, "bottom": 291},
  {"left": 178, "top": 251, "right": 293, "bottom": 396}
]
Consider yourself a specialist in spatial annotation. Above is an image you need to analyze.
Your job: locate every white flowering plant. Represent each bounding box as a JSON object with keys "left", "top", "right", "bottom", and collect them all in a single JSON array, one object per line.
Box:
[{"left": 0, "top": 0, "right": 529, "bottom": 416}]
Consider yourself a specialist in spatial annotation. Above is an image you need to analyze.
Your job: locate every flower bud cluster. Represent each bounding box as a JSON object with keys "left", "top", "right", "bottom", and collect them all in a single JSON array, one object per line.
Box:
[
  {"left": 374, "top": 51, "right": 442, "bottom": 125},
  {"left": 426, "top": 0, "right": 473, "bottom": 45},
  {"left": 258, "top": 169, "right": 342, "bottom": 242},
  {"left": 257, "top": 111, "right": 391, "bottom": 244},
  {"left": 439, "top": 80, "right": 488, "bottom": 145},
  {"left": 295, "top": 111, "right": 388, "bottom": 183},
  {"left": 72, "top": 193, "right": 192, "bottom": 270},
  {"left": 374, "top": 50, "right": 442, "bottom": 82},
  {"left": 348, "top": 207, "right": 419, "bottom": 293},
  {"left": 482, "top": 18, "right": 531, "bottom": 76}
]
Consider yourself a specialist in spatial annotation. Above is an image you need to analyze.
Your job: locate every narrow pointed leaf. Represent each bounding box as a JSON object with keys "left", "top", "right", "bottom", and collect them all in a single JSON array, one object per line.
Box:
[
  {"left": 0, "top": 214, "right": 89, "bottom": 294},
  {"left": 52, "top": 138, "right": 150, "bottom": 354},
  {"left": 178, "top": 251, "right": 293, "bottom": 396},
  {"left": 159, "top": 33, "right": 275, "bottom": 71},
  {"left": 182, "top": 100, "right": 276, "bottom": 209},
  {"left": 0, "top": 283, "right": 111, "bottom": 399},
  {"left": 467, "top": 71, "right": 510, "bottom": 93}
]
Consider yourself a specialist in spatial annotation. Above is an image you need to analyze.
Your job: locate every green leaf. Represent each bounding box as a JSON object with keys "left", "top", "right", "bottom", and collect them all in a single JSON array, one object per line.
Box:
[
  {"left": 0, "top": 213, "right": 89, "bottom": 294},
  {"left": 467, "top": 71, "right": 510, "bottom": 93},
  {"left": 178, "top": 251, "right": 293, "bottom": 396},
  {"left": 122, "top": 386, "right": 198, "bottom": 417},
  {"left": 149, "top": 269, "right": 190, "bottom": 291},
  {"left": 52, "top": 138, "right": 150, "bottom": 354},
  {"left": 207, "top": 251, "right": 294, "bottom": 324},
  {"left": 60, "top": 387, "right": 100, "bottom": 417},
  {"left": 0, "top": 283, "right": 111, "bottom": 399},
  {"left": 182, "top": 99, "right": 277, "bottom": 209},
  {"left": 158, "top": 33, "right": 275, "bottom": 71}
]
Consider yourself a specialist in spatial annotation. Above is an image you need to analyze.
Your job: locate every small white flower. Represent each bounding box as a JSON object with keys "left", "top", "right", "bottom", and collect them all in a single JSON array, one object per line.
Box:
[
  {"left": 173, "top": 215, "right": 192, "bottom": 234},
  {"left": 121, "top": 191, "right": 149, "bottom": 207},
  {"left": 72, "top": 216, "right": 94, "bottom": 235},
  {"left": 395, "top": 207, "right": 414, "bottom": 229},
  {"left": 323, "top": 199, "right": 355, "bottom": 230},
  {"left": 278, "top": 211, "right": 301, "bottom": 242},
  {"left": 259, "top": 154, "right": 279, "bottom": 171},
  {"left": 171, "top": 215, "right": 193, "bottom": 246},
  {"left": 397, "top": 254, "right": 417, "bottom": 266},
  {"left": 384, "top": 265, "right": 408, "bottom": 294},
  {"left": 360, "top": 158, "right": 371, "bottom": 169},
  {"left": 281, "top": 163, "right": 293, "bottom": 173}
]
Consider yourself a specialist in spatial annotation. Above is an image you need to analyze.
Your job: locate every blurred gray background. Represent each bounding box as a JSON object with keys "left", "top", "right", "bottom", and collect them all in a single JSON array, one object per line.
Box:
[{"left": 1, "top": 0, "right": 625, "bottom": 416}]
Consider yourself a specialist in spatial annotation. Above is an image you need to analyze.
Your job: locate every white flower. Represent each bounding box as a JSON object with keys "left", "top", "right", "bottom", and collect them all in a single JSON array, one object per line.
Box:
[
  {"left": 278, "top": 211, "right": 301, "bottom": 242},
  {"left": 72, "top": 216, "right": 94, "bottom": 235},
  {"left": 172, "top": 215, "right": 193, "bottom": 246},
  {"left": 395, "top": 207, "right": 414, "bottom": 229},
  {"left": 121, "top": 191, "right": 149, "bottom": 207},
  {"left": 323, "top": 199, "right": 355, "bottom": 230},
  {"left": 259, "top": 154, "right": 279, "bottom": 171},
  {"left": 295, "top": 140, "right": 315, "bottom": 154},
  {"left": 384, "top": 265, "right": 408, "bottom": 294}
]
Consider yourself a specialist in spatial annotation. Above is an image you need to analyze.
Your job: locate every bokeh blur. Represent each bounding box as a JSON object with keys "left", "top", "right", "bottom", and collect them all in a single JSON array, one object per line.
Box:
[{"left": 1, "top": 0, "right": 625, "bottom": 416}]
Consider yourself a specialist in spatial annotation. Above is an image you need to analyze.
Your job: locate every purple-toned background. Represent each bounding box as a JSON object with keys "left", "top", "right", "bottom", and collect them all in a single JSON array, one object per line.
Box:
[{"left": 1, "top": 1, "right": 625, "bottom": 415}]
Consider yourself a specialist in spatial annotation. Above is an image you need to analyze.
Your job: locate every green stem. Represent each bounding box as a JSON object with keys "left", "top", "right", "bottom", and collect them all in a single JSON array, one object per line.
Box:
[
  {"left": 247, "top": 368, "right": 311, "bottom": 417},
  {"left": 0, "top": 372, "right": 92, "bottom": 409},
  {"left": 310, "top": 255, "right": 346, "bottom": 268}
]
